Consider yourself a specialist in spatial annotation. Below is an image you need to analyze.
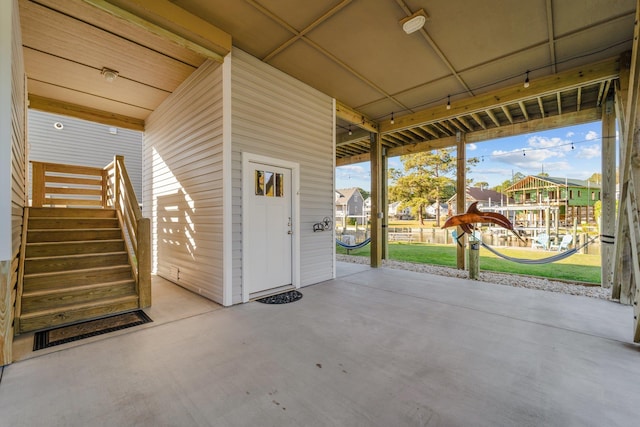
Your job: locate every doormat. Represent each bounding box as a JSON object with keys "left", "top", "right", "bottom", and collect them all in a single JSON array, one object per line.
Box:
[
  {"left": 33, "top": 310, "right": 152, "bottom": 351},
  {"left": 256, "top": 290, "right": 303, "bottom": 304}
]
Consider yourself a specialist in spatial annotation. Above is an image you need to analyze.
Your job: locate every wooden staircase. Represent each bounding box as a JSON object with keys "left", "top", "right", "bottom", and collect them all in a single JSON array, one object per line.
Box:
[
  {"left": 16, "top": 158, "right": 151, "bottom": 334},
  {"left": 17, "top": 207, "right": 138, "bottom": 333}
]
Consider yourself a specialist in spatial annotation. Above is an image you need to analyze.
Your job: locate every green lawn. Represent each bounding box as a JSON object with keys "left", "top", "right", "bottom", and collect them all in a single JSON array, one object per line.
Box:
[{"left": 337, "top": 242, "right": 602, "bottom": 284}]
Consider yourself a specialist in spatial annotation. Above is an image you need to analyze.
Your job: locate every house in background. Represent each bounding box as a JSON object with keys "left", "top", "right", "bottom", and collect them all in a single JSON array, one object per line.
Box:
[
  {"left": 425, "top": 202, "right": 448, "bottom": 219},
  {"left": 336, "top": 188, "right": 366, "bottom": 225},
  {"left": 505, "top": 175, "right": 601, "bottom": 225},
  {"left": 447, "top": 187, "right": 511, "bottom": 213},
  {"left": 388, "top": 201, "right": 413, "bottom": 220}
]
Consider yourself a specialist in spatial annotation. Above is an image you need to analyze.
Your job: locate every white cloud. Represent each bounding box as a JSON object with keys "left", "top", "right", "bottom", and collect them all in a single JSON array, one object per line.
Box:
[
  {"left": 585, "top": 130, "right": 599, "bottom": 141},
  {"left": 577, "top": 144, "right": 601, "bottom": 159},
  {"left": 566, "top": 131, "right": 575, "bottom": 137},
  {"left": 468, "top": 143, "right": 477, "bottom": 151}
]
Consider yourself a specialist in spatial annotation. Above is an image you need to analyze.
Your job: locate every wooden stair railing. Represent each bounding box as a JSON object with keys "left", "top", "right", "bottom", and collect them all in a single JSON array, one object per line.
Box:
[
  {"left": 18, "top": 158, "right": 151, "bottom": 331},
  {"left": 104, "top": 156, "right": 151, "bottom": 307}
]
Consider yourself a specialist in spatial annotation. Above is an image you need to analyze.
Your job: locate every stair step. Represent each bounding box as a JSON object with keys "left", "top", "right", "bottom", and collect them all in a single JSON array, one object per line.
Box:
[
  {"left": 29, "top": 207, "right": 117, "bottom": 218},
  {"left": 18, "top": 295, "right": 140, "bottom": 334},
  {"left": 25, "top": 252, "right": 130, "bottom": 274},
  {"left": 27, "top": 228, "right": 122, "bottom": 243},
  {"left": 26, "top": 239, "right": 126, "bottom": 258},
  {"left": 23, "top": 265, "right": 133, "bottom": 291},
  {"left": 21, "top": 280, "right": 137, "bottom": 313},
  {"left": 28, "top": 217, "right": 119, "bottom": 230}
]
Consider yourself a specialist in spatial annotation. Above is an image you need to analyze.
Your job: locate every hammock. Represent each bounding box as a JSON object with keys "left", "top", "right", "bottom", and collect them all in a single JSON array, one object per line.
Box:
[
  {"left": 336, "top": 237, "right": 371, "bottom": 250},
  {"left": 479, "top": 235, "right": 598, "bottom": 265}
]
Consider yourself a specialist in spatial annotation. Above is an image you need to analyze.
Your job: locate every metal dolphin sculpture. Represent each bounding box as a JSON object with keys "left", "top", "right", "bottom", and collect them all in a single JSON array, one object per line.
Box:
[{"left": 442, "top": 201, "right": 527, "bottom": 246}]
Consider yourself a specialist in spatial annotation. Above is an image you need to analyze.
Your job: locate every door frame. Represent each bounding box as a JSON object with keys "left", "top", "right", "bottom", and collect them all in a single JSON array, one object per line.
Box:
[{"left": 242, "top": 152, "right": 300, "bottom": 303}]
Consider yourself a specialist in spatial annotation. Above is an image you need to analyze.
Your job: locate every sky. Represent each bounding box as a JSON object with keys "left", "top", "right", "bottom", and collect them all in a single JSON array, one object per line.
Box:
[{"left": 335, "top": 121, "right": 613, "bottom": 191}]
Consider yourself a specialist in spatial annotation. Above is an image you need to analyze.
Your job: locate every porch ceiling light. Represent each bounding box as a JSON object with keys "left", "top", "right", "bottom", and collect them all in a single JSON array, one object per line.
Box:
[
  {"left": 101, "top": 67, "right": 119, "bottom": 83},
  {"left": 400, "top": 9, "right": 429, "bottom": 34}
]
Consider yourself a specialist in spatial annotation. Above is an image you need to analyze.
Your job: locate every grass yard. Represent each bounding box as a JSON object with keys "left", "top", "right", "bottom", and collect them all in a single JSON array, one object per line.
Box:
[{"left": 337, "top": 242, "right": 601, "bottom": 284}]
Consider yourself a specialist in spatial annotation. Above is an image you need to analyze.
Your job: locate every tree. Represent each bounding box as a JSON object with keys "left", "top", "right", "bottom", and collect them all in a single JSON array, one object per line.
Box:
[
  {"left": 357, "top": 187, "right": 370, "bottom": 200},
  {"left": 388, "top": 149, "right": 478, "bottom": 226},
  {"left": 493, "top": 171, "right": 526, "bottom": 192}
]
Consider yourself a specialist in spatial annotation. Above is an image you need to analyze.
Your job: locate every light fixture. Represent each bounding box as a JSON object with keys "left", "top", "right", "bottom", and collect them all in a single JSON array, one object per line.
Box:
[
  {"left": 446, "top": 95, "right": 451, "bottom": 110},
  {"left": 53, "top": 122, "right": 64, "bottom": 130},
  {"left": 400, "top": 9, "right": 429, "bottom": 34},
  {"left": 390, "top": 112, "right": 395, "bottom": 124},
  {"left": 348, "top": 125, "right": 352, "bottom": 136},
  {"left": 101, "top": 67, "right": 119, "bottom": 83},
  {"left": 524, "top": 70, "right": 530, "bottom": 88}
]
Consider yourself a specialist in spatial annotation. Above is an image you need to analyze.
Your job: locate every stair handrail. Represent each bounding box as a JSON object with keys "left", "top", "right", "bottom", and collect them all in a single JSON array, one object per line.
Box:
[{"left": 105, "top": 156, "right": 151, "bottom": 307}]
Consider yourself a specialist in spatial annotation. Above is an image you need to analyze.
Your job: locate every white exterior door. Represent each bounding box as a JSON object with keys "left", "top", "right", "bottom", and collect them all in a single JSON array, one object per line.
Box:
[{"left": 244, "top": 160, "right": 293, "bottom": 296}]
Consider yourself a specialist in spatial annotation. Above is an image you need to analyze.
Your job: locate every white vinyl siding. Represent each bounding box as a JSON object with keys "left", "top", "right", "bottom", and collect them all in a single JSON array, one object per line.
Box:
[
  {"left": 143, "top": 60, "right": 225, "bottom": 304},
  {"left": 230, "top": 48, "right": 334, "bottom": 304},
  {"left": 28, "top": 110, "right": 142, "bottom": 199}
]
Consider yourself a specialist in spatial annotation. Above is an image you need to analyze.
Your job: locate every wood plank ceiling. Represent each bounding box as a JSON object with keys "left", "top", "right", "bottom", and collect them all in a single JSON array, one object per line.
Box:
[{"left": 19, "top": 0, "right": 636, "bottom": 151}]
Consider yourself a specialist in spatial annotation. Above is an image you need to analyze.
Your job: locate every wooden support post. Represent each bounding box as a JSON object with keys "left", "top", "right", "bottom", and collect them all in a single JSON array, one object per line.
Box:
[
  {"left": 370, "top": 133, "right": 383, "bottom": 267},
  {"left": 382, "top": 151, "right": 389, "bottom": 259},
  {"left": 0, "top": 259, "right": 13, "bottom": 366},
  {"left": 31, "top": 161, "right": 45, "bottom": 207},
  {"left": 468, "top": 238, "right": 480, "bottom": 280},
  {"left": 114, "top": 155, "right": 123, "bottom": 210},
  {"left": 601, "top": 97, "right": 616, "bottom": 288},
  {"left": 137, "top": 217, "right": 152, "bottom": 308},
  {"left": 456, "top": 133, "right": 466, "bottom": 270}
]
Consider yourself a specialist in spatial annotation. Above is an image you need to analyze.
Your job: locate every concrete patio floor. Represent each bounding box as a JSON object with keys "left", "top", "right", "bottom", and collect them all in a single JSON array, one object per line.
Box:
[{"left": 1, "top": 262, "right": 639, "bottom": 427}]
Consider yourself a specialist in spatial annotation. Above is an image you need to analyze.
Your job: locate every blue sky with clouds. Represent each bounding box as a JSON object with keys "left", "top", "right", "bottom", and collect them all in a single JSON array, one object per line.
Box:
[{"left": 335, "top": 121, "right": 611, "bottom": 191}]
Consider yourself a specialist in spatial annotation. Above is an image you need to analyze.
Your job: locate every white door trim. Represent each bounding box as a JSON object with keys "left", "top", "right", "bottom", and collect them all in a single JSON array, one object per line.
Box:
[{"left": 242, "top": 152, "right": 300, "bottom": 303}]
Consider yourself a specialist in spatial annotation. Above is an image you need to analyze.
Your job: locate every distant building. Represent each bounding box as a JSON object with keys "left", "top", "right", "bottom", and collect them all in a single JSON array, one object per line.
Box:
[
  {"left": 447, "top": 187, "right": 511, "bottom": 214},
  {"left": 388, "top": 201, "right": 413, "bottom": 220},
  {"left": 505, "top": 175, "right": 600, "bottom": 224},
  {"left": 336, "top": 188, "right": 366, "bottom": 225}
]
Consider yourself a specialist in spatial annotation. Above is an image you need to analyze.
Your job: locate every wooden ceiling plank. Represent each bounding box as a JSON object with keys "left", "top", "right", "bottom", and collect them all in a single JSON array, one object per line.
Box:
[
  {"left": 387, "top": 136, "right": 457, "bottom": 158},
  {"left": 335, "top": 101, "right": 378, "bottom": 133},
  {"left": 556, "top": 92, "right": 562, "bottom": 115},
  {"left": 421, "top": 125, "right": 440, "bottom": 138},
  {"left": 447, "top": 119, "right": 466, "bottom": 133},
  {"left": 457, "top": 115, "right": 474, "bottom": 132},
  {"left": 518, "top": 101, "right": 530, "bottom": 120},
  {"left": 537, "top": 97, "right": 546, "bottom": 118},
  {"left": 29, "top": 94, "right": 145, "bottom": 130},
  {"left": 501, "top": 105, "right": 514, "bottom": 124},
  {"left": 30, "top": 0, "right": 205, "bottom": 67},
  {"left": 412, "top": 127, "right": 432, "bottom": 140},
  {"left": 336, "top": 153, "right": 370, "bottom": 166},
  {"left": 380, "top": 57, "right": 620, "bottom": 133},
  {"left": 470, "top": 113, "right": 487, "bottom": 129},
  {"left": 24, "top": 48, "right": 169, "bottom": 111},
  {"left": 27, "top": 79, "right": 152, "bottom": 120},
  {"left": 20, "top": 0, "right": 196, "bottom": 92},
  {"left": 596, "top": 81, "right": 607, "bottom": 107},
  {"left": 432, "top": 122, "right": 451, "bottom": 135},
  {"left": 85, "top": 0, "right": 230, "bottom": 61},
  {"left": 485, "top": 109, "right": 501, "bottom": 127},
  {"left": 576, "top": 87, "right": 582, "bottom": 111}
]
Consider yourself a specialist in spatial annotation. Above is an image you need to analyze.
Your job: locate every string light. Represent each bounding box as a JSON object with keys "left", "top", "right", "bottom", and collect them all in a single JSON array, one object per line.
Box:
[
  {"left": 571, "top": 142, "right": 574, "bottom": 149},
  {"left": 348, "top": 125, "right": 352, "bottom": 135},
  {"left": 522, "top": 149, "right": 526, "bottom": 157},
  {"left": 524, "top": 70, "right": 530, "bottom": 88},
  {"left": 390, "top": 112, "right": 395, "bottom": 124},
  {"left": 446, "top": 95, "right": 451, "bottom": 110}
]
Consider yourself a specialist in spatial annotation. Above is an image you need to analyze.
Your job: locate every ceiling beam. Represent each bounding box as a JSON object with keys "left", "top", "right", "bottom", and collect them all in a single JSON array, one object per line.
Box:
[
  {"left": 545, "top": 0, "right": 557, "bottom": 74},
  {"left": 29, "top": 95, "right": 145, "bottom": 130},
  {"left": 337, "top": 108, "right": 600, "bottom": 165},
  {"left": 379, "top": 56, "right": 620, "bottom": 133},
  {"left": 82, "top": 0, "right": 230, "bottom": 62},
  {"left": 518, "top": 101, "right": 529, "bottom": 120},
  {"left": 336, "top": 101, "right": 378, "bottom": 133}
]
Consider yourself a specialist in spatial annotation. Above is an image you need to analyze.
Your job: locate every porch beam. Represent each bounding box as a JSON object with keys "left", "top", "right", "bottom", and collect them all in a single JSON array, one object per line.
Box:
[
  {"left": 82, "top": 0, "right": 231, "bottom": 62},
  {"left": 29, "top": 95, "right": 145, "bottom": 131},
  {"left": 456, "top": 133, "right": 466, "bottom": 270},
  {"left": 601, "top": 97, "right": 616, "bottom": 289},
  {"left": 336, "top": 101, "right": 378, "bottom": 133},
  {"left": 379, "top": 56, "right": 619, "bottom": 133},
  {"left": 336, "top": 108, "right": 600, "bottom": 166}
]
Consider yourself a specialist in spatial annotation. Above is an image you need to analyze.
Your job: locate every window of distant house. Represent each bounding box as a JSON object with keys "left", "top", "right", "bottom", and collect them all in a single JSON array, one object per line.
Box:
[
  {"left": 569, "top": 190, "right": 573, "bottom": 199},
  {"left": 577, "top": 190, "right": 581, "bottom": 197}
]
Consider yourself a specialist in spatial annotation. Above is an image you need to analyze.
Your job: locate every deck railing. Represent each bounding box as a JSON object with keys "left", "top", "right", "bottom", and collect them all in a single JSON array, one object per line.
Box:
[{"left": 30, "top": 157, "right": 151, "bottom": 307}]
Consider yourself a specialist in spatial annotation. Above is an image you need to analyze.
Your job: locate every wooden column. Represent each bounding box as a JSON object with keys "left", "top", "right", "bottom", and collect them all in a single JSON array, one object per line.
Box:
[
  {"left": 370, "top": 133, "right": 383, "bottom": 267},
  {"left": 382, "top": 151, "right": 389, "bottom": 259},
  {"left": 456, "top": 133, "right": 466, "bottom": 270},
  {"left": 601, "top": 97, "right": 616, "bottom": 288},
  {"left": 0, "top": 260, "right": 12, "bottom": 366}
]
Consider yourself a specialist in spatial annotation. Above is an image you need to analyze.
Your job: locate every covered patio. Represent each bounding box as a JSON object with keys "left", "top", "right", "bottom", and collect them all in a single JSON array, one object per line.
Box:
[{"left": 1, "top": 263, "right": 638, "bottom": 426}]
